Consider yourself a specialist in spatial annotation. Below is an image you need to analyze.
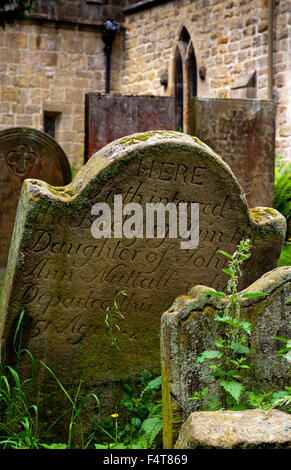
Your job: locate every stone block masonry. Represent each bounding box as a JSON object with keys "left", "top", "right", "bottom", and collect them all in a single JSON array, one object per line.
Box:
[
  {"left": 0, "top": 21, "right": 122, "bottom": 166},
  {"left": 122, "top": 0, "right": 291, "bottom": 161},
  {"left": 0, "top": 0, "right": 289, "bottom": 164},
  {"left": 174, "top": 409, "right": 291, "bottom": 449}
]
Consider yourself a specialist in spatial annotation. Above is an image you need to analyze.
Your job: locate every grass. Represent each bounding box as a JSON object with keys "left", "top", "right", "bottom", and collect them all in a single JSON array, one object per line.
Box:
[
  {"left": 0, "top": 181, "right": 289, "bottom": 448},
  {"left": 278, "top": 242, "right": 291, "bottom": 267},
  {"left": 0, "top": 301, "right": 162, "bottom": 450}
]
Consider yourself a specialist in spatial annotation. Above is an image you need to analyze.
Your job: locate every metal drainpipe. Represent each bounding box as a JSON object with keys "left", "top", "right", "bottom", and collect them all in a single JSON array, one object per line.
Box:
[
  {"left": 268, "top": 0, "right": 273, "bottom": 100},
  {"left": 102, "top": 20, "right": 120, "bottom": 94}
]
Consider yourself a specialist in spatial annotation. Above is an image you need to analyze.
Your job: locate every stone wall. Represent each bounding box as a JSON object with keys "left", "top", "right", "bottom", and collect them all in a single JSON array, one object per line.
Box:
[
  {"left": 31, "top": 0, "right": 125, "bottom": 25},
  {"left": 0, "top": 20, "right": 122, "bottom": 166},
  {"left": 0, "top": 0, "right": 290, "bottom": 165},
  {"left": 273, "top": 0, "right": 291, "bottom": 161},
  {"left": 121, "top": 0, "right": 291, "bottom": 161}
]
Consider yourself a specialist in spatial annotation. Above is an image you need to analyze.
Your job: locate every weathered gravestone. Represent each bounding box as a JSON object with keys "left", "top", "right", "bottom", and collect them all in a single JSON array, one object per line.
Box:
[
  {"left": 191, "top": 98, "right": 276, "bottom": 208},
  {"left": 0, "top": 131, "right": 286, "bottom": 438},
  {"left": 84, "top": 94, "right": 175, "bottom": 161},
  {"left": 0, "top": 127, "right": 72, "bottom": 269},
  {"left": 161, "top": 265, "right": 291, "bottom": 449}
]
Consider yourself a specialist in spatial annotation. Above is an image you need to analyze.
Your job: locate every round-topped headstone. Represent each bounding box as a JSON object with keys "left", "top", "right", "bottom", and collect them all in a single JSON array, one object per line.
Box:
[{"left": 0, "top": 127, "right": 71, "bottom": 268}]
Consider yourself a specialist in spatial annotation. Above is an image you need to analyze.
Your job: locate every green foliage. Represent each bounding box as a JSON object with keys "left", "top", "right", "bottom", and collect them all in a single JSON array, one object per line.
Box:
[
  {"left": 0, "top": 294, "right": 162, "bottom": 449},
  {"left": 245, "top": 387, "right": 291, "bottom": 414},
  {"left": 193, "top": 239, "right": 255, "bottom": 406},
  {"left": 278, "top": 242, "right": 291, "bottom": 267},
  {"left": 189, "top": 387, "right": 221, "bottom": 411},
  {"left": 191, "top": 239, "right": 290, "bottom": 412},
  {"left": 275, "top": 329, "right": 291, "bottom": 363},
  {"left": 274, "top": 158, "right": 291, "bottom": 240},
  {"left": 219, "top": 380, "right": 244, "bottom": 404},
  {"left": 0, "top": 1, "right": 36, "bottom": 28},
  {"left": 190, "top": 240, "right": 291, "bottom": 410},
  {"left": 91, "top": 371, "right": 162, "bottom": 449},
  {"left": 0, "top": 310, "right": 40, "bottom": 449},
  {"left": 39, "top": 357, "right": 100, "bottom": 449}
]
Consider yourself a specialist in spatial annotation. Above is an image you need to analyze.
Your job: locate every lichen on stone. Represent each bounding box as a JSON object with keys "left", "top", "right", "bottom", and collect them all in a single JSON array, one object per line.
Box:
[{"left": 190, "top": 136, "right": 207, "bottom": 148}]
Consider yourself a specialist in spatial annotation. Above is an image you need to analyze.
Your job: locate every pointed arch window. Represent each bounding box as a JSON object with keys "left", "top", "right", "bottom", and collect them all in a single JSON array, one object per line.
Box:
[
  {"left": 174, "top": 50, "right": 183, "bottom": 132},
  {"left": 173, "top": 26, "right": 197, "bottom": 133}
]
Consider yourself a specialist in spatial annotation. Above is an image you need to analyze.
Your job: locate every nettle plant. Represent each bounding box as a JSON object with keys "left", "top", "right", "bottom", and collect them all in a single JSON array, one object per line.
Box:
[{"left": 191, "top": 238, "right": 269, "bottom": 410}]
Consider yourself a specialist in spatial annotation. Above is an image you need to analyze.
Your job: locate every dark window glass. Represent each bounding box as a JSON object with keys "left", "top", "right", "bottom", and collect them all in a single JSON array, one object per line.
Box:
[
  {"left": 179, "top": 26, "right": 190, "bottom": 45},
  {"left": 44, "top": 113, "right": 56, "bottom": 139},
  {"left": 188, "top": 48, "right": 197, "bottom": 98},
  {"left": 174, "top": 52, "right": 183, "bottom": 132}
]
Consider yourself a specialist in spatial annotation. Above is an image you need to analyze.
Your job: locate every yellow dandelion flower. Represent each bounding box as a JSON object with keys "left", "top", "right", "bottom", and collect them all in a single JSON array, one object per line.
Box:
[{"left": 111, "top": 413, "right": 119, "bottom": 418}]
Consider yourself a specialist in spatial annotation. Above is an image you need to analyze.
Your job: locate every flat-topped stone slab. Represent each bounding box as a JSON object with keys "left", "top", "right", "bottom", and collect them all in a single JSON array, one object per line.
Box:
[
  {"left": 0, "top": 130, "right": 286, "bottom": 437},
  {"left": 191, "top": 98, "right": 276, "bottom": 208},
  {"left": 84, "top": 94, "right": 175, "bottom": 161},
  {"left": 174, "top": 409, "right": 291, "bottom": 449}
]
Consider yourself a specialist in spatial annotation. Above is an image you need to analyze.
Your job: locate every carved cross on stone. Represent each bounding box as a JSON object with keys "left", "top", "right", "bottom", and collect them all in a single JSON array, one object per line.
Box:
[{"left": 6, "top": 143, "right": 38, "bottom": 177}]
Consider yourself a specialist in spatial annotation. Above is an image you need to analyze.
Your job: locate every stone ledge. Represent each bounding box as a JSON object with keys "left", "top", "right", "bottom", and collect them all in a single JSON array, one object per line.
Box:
[
  {"left": 124, "top": 0, "right": 171, "bottom": 15},
  {"left": 174, "top": 409, "right": 291, "bottom": 449}
]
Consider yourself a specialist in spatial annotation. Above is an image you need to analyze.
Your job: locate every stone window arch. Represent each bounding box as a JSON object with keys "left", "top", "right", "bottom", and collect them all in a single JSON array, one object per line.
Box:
[
  {"left": 173, "top": 26, "right": 197, "bottom": 133},
  {"left": 174, "top": 48, "right": 184, "bottom": 132}
]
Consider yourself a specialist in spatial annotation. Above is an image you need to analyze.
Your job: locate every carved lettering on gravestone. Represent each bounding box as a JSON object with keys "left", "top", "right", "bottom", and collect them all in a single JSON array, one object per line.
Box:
[
  {"left": 161, "top": 266, "right": 291, "bottom": 449},
  {"left": 0, "top": 131, "right": 286, "bottom": 435},
  {"left": 0, "top": 127, "right": 71, "bottom": 268}
]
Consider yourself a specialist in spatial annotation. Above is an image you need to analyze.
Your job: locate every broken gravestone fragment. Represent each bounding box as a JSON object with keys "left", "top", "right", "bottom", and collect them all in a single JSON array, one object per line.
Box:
[
  {"left": 174, "top": 409, "right": 291, "bottom": 449},
  {"left": 161, "top": 265, "right": 291, "bottom": 449},
  {"left": 0, "top": 130, "right": 286, "bottom": 439}
]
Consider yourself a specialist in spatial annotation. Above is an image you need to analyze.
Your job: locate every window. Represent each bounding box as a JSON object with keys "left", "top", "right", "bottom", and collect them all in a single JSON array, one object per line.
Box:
[
  {"left": 174, "top": 51, "right": 183, "bottom": 131},
  {"left": 44, "top": 113, "right": 56, "bottom": 138},
  {"left": 43, "top": 111, "right": 61, "bottom": 140},
  {"left": 173, "top": 26, "right": 197, "bottom": 133}
]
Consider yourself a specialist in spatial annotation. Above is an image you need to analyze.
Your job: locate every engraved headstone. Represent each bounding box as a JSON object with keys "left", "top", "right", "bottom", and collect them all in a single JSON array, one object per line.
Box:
[
  {"left": 191, "top": 98, "right": 276, "bottom": 208},
  {"left": 161, "top": 266, "right": 291, "bottom": 449},
  {"left": 0, "top": 127, "right": 72, "bottom": 268},
  {"left": 0, "top": 131, "right": 286, "bottom": 438}
]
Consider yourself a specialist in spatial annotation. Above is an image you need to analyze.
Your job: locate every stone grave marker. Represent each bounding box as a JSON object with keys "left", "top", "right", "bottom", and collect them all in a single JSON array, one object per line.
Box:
[
  {"left": 0, "top": 131, "right": 286, "bottom": 438},
  {"left": 0, "top": 127, "right": 72, "bottom": 269},
  {"left": 191, "top": 98, "right": 276, "bottom": 208},
  {"left": 161, "top": 265, "right": 291, "bottom": 449},
  {"left": 84, "top": 93, "right": 175, "bottom": 161}
]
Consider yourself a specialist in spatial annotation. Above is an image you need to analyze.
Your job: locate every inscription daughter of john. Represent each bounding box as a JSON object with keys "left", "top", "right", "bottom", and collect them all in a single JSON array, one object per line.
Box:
[{"left": 0, "top": 131, "right": 286, "bottom": 431}]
